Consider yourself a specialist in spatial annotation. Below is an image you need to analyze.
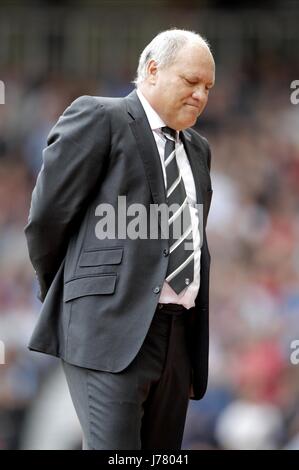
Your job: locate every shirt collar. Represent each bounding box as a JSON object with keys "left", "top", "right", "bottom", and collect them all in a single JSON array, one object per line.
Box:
[{"left": 136, "top": 88, "right": 166, "bottom": 131}]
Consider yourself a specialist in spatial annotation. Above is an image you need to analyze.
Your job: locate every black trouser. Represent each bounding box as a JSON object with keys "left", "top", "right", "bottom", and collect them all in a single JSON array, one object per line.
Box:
[{"left": 62, "top": 304, "right": 191, "bottom": 450}]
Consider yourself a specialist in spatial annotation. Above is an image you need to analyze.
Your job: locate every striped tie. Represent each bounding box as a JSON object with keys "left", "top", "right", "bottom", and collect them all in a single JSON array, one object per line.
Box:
[{"left": 162, "top": 126, "right": 194, "bottom": 294}]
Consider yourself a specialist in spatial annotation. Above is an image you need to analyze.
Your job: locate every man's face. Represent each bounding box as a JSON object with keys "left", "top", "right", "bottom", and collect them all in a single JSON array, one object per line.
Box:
[{"left": 146, "top": 43, "right": 215, "bottom": 130}]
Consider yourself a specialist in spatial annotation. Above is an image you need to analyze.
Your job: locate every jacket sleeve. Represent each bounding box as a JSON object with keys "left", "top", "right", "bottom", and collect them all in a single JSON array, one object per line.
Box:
[{"left": 24, "top": 95, "right": 111, "bottom": 301}]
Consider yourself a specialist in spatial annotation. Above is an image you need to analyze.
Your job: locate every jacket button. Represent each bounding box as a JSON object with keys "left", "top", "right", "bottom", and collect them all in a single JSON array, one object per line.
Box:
[
  {"left": 153, "top": 286, "right": 160, "bottom": 294},
  {"left": 163, "top": 248, "right": 169, "bottom": 256}
]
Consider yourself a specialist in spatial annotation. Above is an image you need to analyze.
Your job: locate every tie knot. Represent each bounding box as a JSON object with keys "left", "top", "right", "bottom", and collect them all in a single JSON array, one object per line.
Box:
[{"left": 162, "top": 126, "right": 177, "bottom": 140}]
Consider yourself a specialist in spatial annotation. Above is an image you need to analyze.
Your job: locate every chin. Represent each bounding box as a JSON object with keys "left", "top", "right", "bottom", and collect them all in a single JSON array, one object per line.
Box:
[
  {"left": 184, "top": 113, "right": 199, "bottom": 128},
  {"left": 174, "top": 115, "right": 198, "bottom": 130},
  {"left": 183, "top": 118, "right": 197, "bottom": 129}
]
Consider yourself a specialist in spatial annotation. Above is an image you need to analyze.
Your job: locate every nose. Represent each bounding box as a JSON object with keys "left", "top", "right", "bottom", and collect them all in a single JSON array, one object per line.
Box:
[{"left": 192, "top": 85, "right": 208, "bottom": 104}]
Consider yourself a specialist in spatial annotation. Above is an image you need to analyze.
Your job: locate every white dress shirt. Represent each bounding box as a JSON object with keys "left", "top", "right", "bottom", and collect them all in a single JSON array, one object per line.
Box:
[{"left": 136, "top": 89, "right": 201, "bottom": 309}]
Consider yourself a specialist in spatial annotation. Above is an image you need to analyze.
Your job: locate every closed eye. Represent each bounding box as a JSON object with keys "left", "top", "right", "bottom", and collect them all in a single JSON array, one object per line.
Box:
[
  {"left": 183, "top": 76, "right": 213, "bottom": 88},
  {"left": 184, "top": 78, "right": 198, "bottom": 86}
]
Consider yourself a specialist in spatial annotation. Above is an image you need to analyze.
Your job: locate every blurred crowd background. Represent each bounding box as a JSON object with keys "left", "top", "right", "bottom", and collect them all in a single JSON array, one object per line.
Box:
[{"left": 0, "top": 0, "right": 299, "bottom": 450}]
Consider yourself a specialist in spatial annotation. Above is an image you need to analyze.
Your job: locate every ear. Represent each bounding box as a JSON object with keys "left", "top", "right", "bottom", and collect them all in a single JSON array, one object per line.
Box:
[{"left": 147, "top": 59, "right": 158, "bottom": 84}]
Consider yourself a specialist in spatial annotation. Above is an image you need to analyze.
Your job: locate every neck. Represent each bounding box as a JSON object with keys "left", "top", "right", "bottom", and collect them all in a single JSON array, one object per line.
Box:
[
  {"left": 137, "top": 84, "right": 164, "bottom": 121},
  {"left": 137, "top": 84, "right": 151, "bottom": 103}
]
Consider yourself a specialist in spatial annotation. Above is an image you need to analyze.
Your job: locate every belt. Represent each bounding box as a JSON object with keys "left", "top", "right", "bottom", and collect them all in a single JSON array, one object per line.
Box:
[{"left": 157, "top": 303, "right": 186, "bottom": 314}]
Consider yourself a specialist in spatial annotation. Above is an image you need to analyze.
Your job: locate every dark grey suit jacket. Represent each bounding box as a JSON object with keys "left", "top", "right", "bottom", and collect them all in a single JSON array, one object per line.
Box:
[{"left": 25, "top": 90, "right": 213, "bottom": 400}]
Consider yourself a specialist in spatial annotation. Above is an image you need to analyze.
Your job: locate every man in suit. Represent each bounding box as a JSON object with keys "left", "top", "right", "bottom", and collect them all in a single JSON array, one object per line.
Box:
[{"left": 25, "top": 29, "right": 215, "bottom": 450}]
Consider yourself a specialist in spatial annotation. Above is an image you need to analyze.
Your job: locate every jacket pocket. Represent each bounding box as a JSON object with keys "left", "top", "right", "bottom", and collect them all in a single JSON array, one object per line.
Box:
[
  {"left": 79, "top": 247, "right": 123, "bottom": 267},
  {"left": 64, "top": 274, "right": 116, "bottom": 302}
]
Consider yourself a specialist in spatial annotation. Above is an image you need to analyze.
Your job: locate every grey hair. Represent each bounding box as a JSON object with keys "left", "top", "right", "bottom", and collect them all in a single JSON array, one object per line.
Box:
[{"left": 134, "top": 29, "right": 211, "bottom": 86}]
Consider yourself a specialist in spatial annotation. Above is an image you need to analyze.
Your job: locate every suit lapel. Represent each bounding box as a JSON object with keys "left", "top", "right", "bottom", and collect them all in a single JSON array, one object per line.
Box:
[
  {"left": 180, "top": 129, "right": 204, "bottom": 206},
  {"left": 125, "top": 90, "right": 166, "bottom": 206}
]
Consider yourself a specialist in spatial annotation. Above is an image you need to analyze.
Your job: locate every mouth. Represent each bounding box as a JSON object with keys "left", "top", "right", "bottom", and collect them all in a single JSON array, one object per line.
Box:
[{"left": 185, "top": 103, "right": 201, "bottom": 111}]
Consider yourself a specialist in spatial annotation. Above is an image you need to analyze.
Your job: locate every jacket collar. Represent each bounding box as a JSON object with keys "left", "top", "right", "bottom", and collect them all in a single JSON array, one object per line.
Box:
[{"left": 126, "top": 90, "right": 167, "bottom": 206}]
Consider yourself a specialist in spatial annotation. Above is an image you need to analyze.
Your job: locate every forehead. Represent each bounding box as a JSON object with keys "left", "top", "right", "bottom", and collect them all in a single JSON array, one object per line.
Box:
[{"left": 171, "top": 43, "right": 215, "bottom": 79}]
